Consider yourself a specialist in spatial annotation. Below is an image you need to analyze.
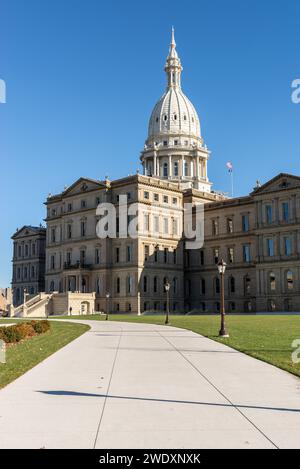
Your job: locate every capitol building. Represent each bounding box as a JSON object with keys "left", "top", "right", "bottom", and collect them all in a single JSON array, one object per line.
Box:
[{"left": 11, "top": 30, "right": 300, "bottom": 315}]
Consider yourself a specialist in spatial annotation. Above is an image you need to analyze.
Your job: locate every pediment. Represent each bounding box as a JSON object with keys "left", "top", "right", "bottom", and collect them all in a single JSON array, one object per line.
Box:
[
  {"left": 12, "top": 225, "right": 45, "bottom": 239},
  {"left": 62, "top": 177, "right": 105, "bottom": 197},
  {"left": 251, "top": 173, "right": 300, "bottom": 196}
]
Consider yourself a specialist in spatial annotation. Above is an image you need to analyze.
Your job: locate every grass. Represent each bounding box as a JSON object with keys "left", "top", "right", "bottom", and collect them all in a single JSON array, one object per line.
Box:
[
  {"left": 53, "top": 313, "right": 300, "bottom": 378},
  {"left": 0, "top": 320, "right": 89, "bottom": 389}
]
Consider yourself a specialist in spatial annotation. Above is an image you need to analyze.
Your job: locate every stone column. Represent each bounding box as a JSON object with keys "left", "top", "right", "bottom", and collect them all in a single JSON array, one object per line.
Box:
[
  {"left": 153, "top": 152, "right": 157, "bottom": 176},
  {"left": 181, "top": 155, "right": 184, "bottom": 177},
  {"left": 196, "top": 155, "right": 200, "bottom": 178},
  {"left": 168, "top": 155, "right": 172, "bottom": 177}
]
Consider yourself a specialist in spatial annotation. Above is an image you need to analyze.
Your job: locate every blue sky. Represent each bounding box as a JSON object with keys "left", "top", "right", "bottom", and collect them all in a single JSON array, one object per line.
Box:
[{"left": 1, "top": 0, "right": 300, "bottom": 286}]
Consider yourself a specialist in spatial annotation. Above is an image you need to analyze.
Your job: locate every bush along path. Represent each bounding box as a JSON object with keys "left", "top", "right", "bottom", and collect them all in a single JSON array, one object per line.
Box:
[{"left": 0, "top": 320, "right": 51, "bottom": 345}]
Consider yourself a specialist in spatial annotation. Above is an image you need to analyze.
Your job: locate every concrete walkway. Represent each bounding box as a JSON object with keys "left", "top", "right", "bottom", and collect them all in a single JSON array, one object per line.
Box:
[{"left": 0, "top": 319, "right": 299, "bottom": 449}]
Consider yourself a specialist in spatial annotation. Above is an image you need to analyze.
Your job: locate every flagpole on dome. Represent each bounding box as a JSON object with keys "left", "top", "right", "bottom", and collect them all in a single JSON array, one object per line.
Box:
[{"left": 226, "top": 161, "right": 234, "bottom": 197}]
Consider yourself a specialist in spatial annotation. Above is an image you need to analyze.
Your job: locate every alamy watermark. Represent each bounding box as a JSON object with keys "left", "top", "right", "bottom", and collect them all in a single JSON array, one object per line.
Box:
[
  {"left": 291, "top": 79, "right": 300, "bottom": 104},
  {"left": 95, "top": 195, "right": 204, "bottom": 249},
  {"left": 291, "top": 339, "right": 300, "bottom": 364},
  {"left": 0, "top": 79, "right": 6, "bottom": 103}
]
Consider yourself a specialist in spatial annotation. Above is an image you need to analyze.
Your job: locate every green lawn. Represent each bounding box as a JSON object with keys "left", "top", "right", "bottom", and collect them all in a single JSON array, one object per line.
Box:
[
  {"left": 53, "top": 313, "right": 300, "bottom": 378},
  {"left": 0, "top": 320, "right": 89, "bottom": 389}
]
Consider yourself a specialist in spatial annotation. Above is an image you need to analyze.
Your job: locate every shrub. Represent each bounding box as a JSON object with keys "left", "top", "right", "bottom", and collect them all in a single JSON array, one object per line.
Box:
[
  {"left": 0, "top": 320, "right": 50, "bottom": 344},
  {"left": 15, "top": 323, "right": 35, "bottom": 339},
  {"left": 30, "top": 320, "right": 50, "bottom": 334}
]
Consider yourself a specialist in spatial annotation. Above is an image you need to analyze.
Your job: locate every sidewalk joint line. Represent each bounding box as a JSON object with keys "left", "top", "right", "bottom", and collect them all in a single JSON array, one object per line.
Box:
[
  {"left": 92, "top": 325, "right": 123, "bottom": 449},
  {"left": 156, "top": 328, "right": 279, "bottom": 449}
]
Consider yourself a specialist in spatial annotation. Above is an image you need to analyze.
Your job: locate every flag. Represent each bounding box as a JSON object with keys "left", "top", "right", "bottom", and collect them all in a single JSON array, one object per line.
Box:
[{"left": 226, "top": 161, "right": 233, "bottom": 173}]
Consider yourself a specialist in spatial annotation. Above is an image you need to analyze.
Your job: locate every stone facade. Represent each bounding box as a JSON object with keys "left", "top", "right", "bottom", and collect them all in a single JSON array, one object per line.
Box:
[
  {"left": 185, "top": 174, "right": 300, "bottom": 313},
  {"left": 11, "top": 226, "right": 46, "bottom": 306}
]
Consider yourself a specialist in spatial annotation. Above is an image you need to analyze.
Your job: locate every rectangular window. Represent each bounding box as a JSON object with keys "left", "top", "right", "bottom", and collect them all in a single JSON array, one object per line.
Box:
[
  {"left": 212, "top": 219, "right": 219, "bottom": 236},
  {"left": 154, "top": 216, "right": 159, "bottom": 233},
  {"left": 227, "top": 218, "right": 233, "bottom": 233},
  {"left": 81, "top": 200, "right": 86, "bottom": 209},
  {"left": 95, "top": 248, "right": 100, "bottom": 264},
  {"left": 144, "top": 213, "right": 150, "bottom": 231},
  {"left": 266, "top": 205, "right": 272, "bottom": 224},
  {"left": 267, "top": 238, "right": 274, "bottom": 257},
  {"left": 127, "top": 245, "right": 132, "bottom": 262},
  {"left": 51, "top": 228, "right": 56, "bottom": 243},
  {"left": 154, "top": 193, "right": 159, "bottom": 202},
  {"left": 163, "top": 218, "right": 168, "bottom": 234},
  {"left": 164, "top": 248, "right": 168, "bottom": 263},
  {"left": 172, "top": 197, "right": 178, "bottom": 205},
  {"left": 67, "top": 224, "right": 72, "bottom": 239},
  {"left": 80, "top": 250, "right": 85, "bottom": 265},
  {"left": 282, "top": 202, "right": 289, "bottom": 222},
  {"left": 81, "top": 221, "right": 86, "bottom": 237},
  {"left": 66, "top": 251, "right": 71, "bottom": 265},
  {"left": 95, "top": 197, "right": 100, "bottom": 206},
  {"left": 50, "top": 255, "right": 55, "bottom": 270},
  {"left": 228, "top": 247, "right": 234, "bottom": 263},
  {"left": 242, "top": 214, "right": 249, "bottom": 232},
  {"left": 163, "top": 195, "right": 168, "bottom": 204},
  {"left": 32, "top": 244, "right": 36, "bottom": 256},
  {"left": 68, "top": 203, "right": 72, "bottom": 212},
  {"left": 200, "top": 250, "right": 204, "bottom": 265},
  {"left": 284, "top": 237, "right": 292, "bottom": 256},
  {"left": 115, "top": 247, "right": 120, "bottom": 263},
  {"left": 144, "top": 191, "right": 149, "bottom": 200},
  {"left": 172, "top": 218, "right": 178, "bottom": 235},
  {"left": 173, "top": 249, "right": 177, "bottom": 264},
  {"left": 213, "top": 248, "right": 219, "bottom": 264},
  {"left": 243, "top": 245, "right": 251, "bottom": 262},
  {"left": 144, "top": 245, "right": 149, "bottom": 261}
]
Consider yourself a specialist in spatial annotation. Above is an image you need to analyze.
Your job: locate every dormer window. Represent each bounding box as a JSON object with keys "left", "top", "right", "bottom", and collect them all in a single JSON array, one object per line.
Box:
[
  {"left": 155, "top": 117, "right": 159, "bottom": 123},
  {"left": 173, "top": 114, "right": 177, "bottom": 120},
  {"left": 183, "top": 115, "right": 187, "bottom": 121},
  {"left": 163, "top": 115, "right": 168, "bottom": 122}
]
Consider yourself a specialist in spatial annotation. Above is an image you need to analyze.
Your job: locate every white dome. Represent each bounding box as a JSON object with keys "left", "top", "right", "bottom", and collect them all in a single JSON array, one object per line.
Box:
[{"left": 148, "top": 87, "right": 201, "bottom": 139}]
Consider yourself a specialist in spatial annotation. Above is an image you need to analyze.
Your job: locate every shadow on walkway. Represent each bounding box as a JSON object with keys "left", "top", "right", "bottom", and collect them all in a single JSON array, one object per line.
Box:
[{"left": 36, "top": 390, "right": 300, "bottom": 414}]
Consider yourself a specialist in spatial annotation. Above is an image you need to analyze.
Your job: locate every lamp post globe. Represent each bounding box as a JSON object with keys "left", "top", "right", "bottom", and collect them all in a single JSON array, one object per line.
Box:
[{"left": 217, "top": 259, "right": 229, "bottom": 338}]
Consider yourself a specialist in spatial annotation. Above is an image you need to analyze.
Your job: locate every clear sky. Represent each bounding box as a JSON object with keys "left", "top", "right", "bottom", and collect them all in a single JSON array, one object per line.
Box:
[{"left": 1, "top": 0, "right": 300, "bottom": 287}]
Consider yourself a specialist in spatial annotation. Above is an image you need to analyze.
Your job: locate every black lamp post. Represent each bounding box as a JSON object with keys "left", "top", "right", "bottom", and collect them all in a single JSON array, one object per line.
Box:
[
  {"left": 217, "top": 259, "right": 229, "bottom": 338},
  {"left": 105, "top": 292, "right": 110, "bottom": 321},
  {"left": 164, "top": 280, "right": 170, "bottom": 325}
]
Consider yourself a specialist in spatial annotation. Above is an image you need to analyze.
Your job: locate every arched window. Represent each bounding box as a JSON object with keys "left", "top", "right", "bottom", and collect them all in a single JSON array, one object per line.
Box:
[
  {"left": 230, "top": 276, "right": 235, "bottom": 293},
  {"left": 287, "top": 270, "right": 294, "bottom": 290},
  {"left": 174, "top": 162, "right": 179, "bottom": 176},
  {"left": 143, "top": 276, "right": 148, "bottom": 293},
  {"left": 163, "top": 162, "right": 168, "bottom": 177},
  {"left": 270, "top": 272, "right": 276, "bottom": 291},
  {"left": 184, "top": 161, "right": 188, "bottom": 176},
  {"left": 244, "top": 275, "right": 251, "bottom": 295}
]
